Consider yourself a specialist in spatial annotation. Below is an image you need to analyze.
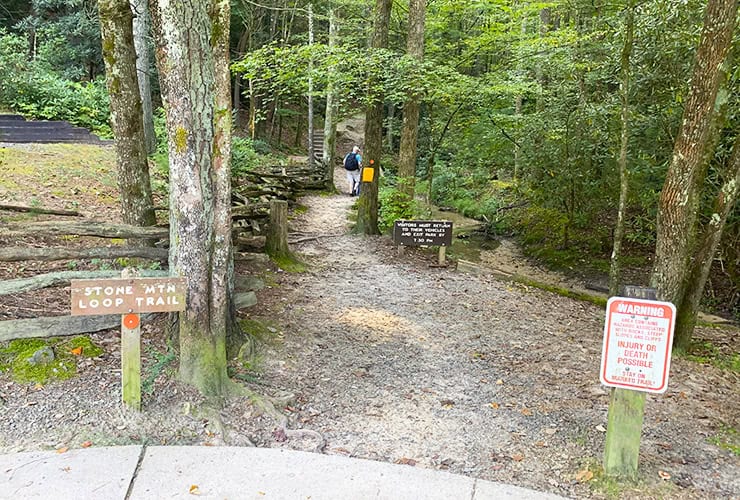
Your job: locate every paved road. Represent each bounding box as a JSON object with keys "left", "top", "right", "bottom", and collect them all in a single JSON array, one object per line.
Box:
[{"left": 0, "top": 446, "right": 568, "bottom": 499}]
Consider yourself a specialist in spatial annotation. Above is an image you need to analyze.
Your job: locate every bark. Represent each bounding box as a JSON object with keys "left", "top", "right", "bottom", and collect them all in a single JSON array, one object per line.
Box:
[
  {"left": 233, "top": 29, "right": 249, "bottom": 112},
  {"left": 0, "top": 246, "right": 168, "bottom": 262},
  {"left": 307, "top": 3, "right": 315, "bottom": 169},
  {"left": 0, "top": 314, "right": 154, "bottom": 342},
  {"left": 397, "top": 0, "right": 426, "bottom": 201},
  {"left": 0, "top": 269, "right": 168, "bottom": 296},
  {"left": 357, "top": 0, "right": 392, "bottom": 236},
  {"left": 0, "top": 221, "right": 168, "bottom": 239},
  {"left": 149, "top": 0, "right": 231, "bottom": 396},
  {"left": 130, "top": 0, "right": 157, "bottom": 155},
  {"left": 323, "top": 9, "right": 339, "bottom": 189},
  {"left": 675, "top": 135, "right": 740, "bottom": 347},
  {"left": 99, "top": 0, "right": 156, "bottom": 229},
  {"left": 513, "top": 15, "right": 526, "bottom": 181},
  {"left": 0, "top": 204, "right": 80, "bottom": 216},
  {"left": 266, "top": 199, "right": 289, "bottom": 257},
  {"left": 211, "top": 0, "right": 245, "bottom": 382},
  {"left": 248, "top": 78, "right": 257, "bottom": 139},
  {"left": 609, "top": 0, "right": 635, "bottom": 297},
  {"left": 650, "top": 0, "right": 737, "bottom": 322}
]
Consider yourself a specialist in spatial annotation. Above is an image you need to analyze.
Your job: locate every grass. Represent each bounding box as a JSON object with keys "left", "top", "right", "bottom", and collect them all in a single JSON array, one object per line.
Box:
[
  {"left": 142, "top": 342, "right": 176, "bottom": 394},
  {"left": 0, "top": 143, "right": 117, "bottom": 208},
  {"left": 676, "top": 339, "right": 740, "bottom": 373},
  {"left": 708, "top": 426, "right": 740, "bottom": 456}
]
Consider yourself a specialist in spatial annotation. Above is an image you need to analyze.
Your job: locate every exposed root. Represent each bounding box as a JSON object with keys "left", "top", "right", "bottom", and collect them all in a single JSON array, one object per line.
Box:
[{"left": 231, "top": 382, "right": 326, "bottom": 453}]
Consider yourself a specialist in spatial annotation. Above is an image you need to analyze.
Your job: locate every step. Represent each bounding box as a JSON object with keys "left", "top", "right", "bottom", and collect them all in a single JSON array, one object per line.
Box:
[
  {"left": 0, "top": 121, "right": 74, "bottom": 129},
  {"left": 0, "top": 132, "right": 103, "bottom": 141}
]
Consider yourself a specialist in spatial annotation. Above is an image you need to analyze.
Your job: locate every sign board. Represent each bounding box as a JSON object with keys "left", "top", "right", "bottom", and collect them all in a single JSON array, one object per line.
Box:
[
  {"left": 600, "top": 297, "right": 676, "bottom": 394},
  {"left": 71, "top": 277, "right": 187, "bottom": 316},
  {"left": 393, "top": 220, "right": 453, "bottom": 247}
]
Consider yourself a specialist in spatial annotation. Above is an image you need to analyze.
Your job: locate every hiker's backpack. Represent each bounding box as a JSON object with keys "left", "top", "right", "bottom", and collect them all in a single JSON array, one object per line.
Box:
[{"left": 344, "top": 152, "right": 359, "bottom": 171}]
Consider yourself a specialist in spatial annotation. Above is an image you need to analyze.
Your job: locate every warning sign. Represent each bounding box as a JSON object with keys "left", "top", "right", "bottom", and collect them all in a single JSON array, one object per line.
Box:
[
  {"left": 600, "top": 297, "right": 676, "bottom": 394},
  {"left": 393, "top": 220, "right": 453, "bottom": 247}
]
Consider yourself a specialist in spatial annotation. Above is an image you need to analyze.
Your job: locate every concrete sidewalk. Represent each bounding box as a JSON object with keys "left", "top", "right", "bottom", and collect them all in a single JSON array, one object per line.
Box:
[{"left": 0, "top": 446, "right": 568, "bottom": 499}]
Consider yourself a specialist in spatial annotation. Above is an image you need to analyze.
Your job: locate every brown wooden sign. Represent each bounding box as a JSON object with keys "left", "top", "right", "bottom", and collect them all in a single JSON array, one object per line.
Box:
[
  {"left": 70, "top": 277, "right": 186, "bottom": 316},
  {"left": 393, "top": 220, "right": 453, "bottom": 247}
]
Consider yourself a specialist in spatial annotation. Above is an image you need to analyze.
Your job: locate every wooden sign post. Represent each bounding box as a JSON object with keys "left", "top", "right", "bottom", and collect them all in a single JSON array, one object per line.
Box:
[
  {"left": 71, "top": 272, "right": 186, "bottom": 410},
  {"left": 601, "top": 286, "right": 676, "bottom": 480},
  {"left": 392, "top": 220, "right": 453, "bottom": 266}
]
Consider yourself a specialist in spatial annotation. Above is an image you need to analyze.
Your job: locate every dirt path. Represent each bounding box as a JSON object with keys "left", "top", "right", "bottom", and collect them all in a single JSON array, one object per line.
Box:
[
  {"left": 246, "top": 169, "right": 739, "bottom": 498},
  {"left": 0, "top": 163, "right": 737, "bottom": 499}
]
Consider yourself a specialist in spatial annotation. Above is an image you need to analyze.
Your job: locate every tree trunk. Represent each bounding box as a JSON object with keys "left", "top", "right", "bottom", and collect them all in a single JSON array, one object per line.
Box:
[
  {"left": 211, "top": 0, "right": 244, "bottom": 377},
  {"left": 674, "top": 135, "right": 740, "bottom": 347},
  {"left": 99, "top": 0, "right": 156, "bottom": 230},
  {"left": 130, "top": 0, "right": 157, "bottom": 155},
  {"left": 397, "top": 0, "right": 426, "bottom": 202},
  {"left": 248, "top": 78, "right": 257, "bottom": 139},
  {"left": 307, "top": 3, "right": 315, "bottom": 169},
  {"left": 357, "top": 0, "right": 392, "bottom": 236},
  {"left": 323, "top": 9, "right": 339, "bottom": 190},
  {"left": 609, "top": 0, "right": 635, "bottom": 297},
  {"left": 650, "top": 0, "right": 737, "bottom": 337},
  {"left": 233, "top": 29, "right": 249, "bottom": 113},
  {"left": 149, "top": 0, "right": 232, "bottom": 397}
]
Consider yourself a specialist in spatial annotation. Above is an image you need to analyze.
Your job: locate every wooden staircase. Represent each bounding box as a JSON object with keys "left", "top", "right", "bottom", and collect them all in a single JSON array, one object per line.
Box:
[
  {"left": 311, "top": 129, "right": 324, "bottom": 164},
  {"left": 0, "top": 115, "right": 108, "bottom": 144}
]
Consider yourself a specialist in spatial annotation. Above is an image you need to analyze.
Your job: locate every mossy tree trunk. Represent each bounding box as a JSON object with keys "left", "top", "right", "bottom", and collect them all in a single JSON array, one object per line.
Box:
[
  {"left": 675, "top": 135, "right": 740, "bottom": 346},
  {"left": 130, "top": 0, "right": 157, "bottom": 155},
  {"left": 149, "top": 0, "right": 232, "bottom": 397},
  {"left": 99, "top": 0, "right": 156, "bottom": 230},
  {"left": 650, "top": 0, "right": 737, "bottom": 348},
  {"left": 397, "top": 0, "right": 426, "bottom": 202},
  {"left": 357, "top": 0, "right": 392, "bottom": 236}
]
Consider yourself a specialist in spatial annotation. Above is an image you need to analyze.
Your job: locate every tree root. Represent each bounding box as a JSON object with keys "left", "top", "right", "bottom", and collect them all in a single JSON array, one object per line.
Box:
[{"left": 228, "top": 382, "right": 326, "bottom": 453}]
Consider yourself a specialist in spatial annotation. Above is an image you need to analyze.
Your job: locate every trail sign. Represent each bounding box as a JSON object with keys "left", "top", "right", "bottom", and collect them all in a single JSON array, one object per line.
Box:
[
  {"left": 600, "top": 296, "right": 676, "bottom": 394},
  {"left": 70, "top": 274, "right": 186, "bottom": 411},
  {"left": 71, "top": 277, "right": 186, "bottom": 315},
  {"left": 393, "top": 220, "right": 453, "bottom": 247}
]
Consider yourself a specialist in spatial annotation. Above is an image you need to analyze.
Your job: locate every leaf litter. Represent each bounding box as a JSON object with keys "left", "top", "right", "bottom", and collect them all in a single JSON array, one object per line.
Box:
[{"left": 0, "top": 164, "right": 737, "bottom": 499}]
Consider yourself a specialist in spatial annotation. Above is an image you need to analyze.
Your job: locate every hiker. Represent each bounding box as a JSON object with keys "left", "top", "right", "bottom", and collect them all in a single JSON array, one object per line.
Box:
[{"left": 343, "top": 146, "right": 362, "bottom": 196}]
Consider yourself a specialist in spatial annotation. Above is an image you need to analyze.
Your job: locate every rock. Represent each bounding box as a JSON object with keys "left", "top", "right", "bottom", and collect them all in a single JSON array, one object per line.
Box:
[
  {"left": 27, "top": 347, "right": 54, "bottom": 366},
  {"left": 234, "top": 292, "right": 258, "bottom": 310},
  {"left": 235, "top": 275, "right": 265, "bottom": 292}
]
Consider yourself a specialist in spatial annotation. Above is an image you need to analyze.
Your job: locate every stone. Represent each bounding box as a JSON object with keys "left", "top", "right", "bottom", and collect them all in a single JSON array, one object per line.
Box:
[{"left": 27, "top": 347, "right": 54, "bottom": 366}]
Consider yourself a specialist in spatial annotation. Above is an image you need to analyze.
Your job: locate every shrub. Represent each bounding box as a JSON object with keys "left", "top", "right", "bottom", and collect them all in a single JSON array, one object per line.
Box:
[{"left": 0, "top": 30, "right": 110, "bottom": 136}]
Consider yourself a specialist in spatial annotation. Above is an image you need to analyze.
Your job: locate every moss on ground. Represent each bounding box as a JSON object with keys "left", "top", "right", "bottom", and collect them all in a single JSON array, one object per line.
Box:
[
  {"left": 270, "top": 252, "right": 308, "bottom": 273},
  {"left": 513, "top": 276, "right": 607, "bottom": 308},
  {"left": 63, "top": 336, "right": 105, "bottom": 358},
  {"left": 0, "top": 335, "right": 104, "bottom": 384},
  {"left": 0, "top": 339, "right": 75, "bottom": 384}
]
